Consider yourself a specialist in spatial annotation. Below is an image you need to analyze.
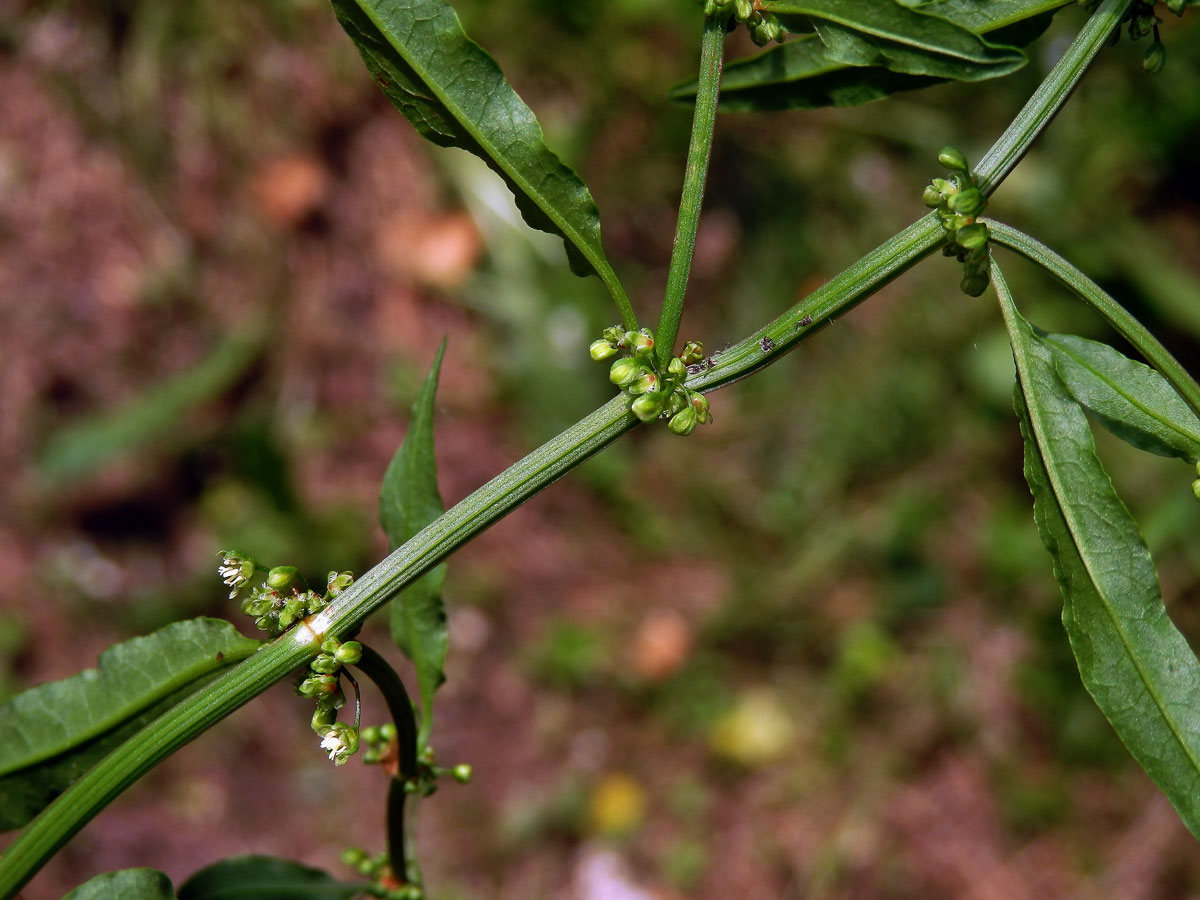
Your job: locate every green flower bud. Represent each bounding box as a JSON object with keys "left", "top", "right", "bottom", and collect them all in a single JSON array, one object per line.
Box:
[
  {"left": 602, "top": 325, "right": 624, "bottom": 346},
  {"left": 961, "top": 271, "right": 990, "bottom": 297},
  {"left": 590, "top": 339, "right": 618, "bottom": 361},
  {"left": 667, "top": 390, "right": 688, "bottom": 417},
  {"left": 942, "top": 214, "right": 972, "bottom": 232},
  {"left": 1143, "top": 41, "right": 1166, "bottom": 73},
  {"left": 625, "top": 329, "right": 655, "bottom": 353},
  {"left": 735, "top": 0, "right": 752, "bottom": 21},
  {"left": 340, "top": 847, "right": 368, "bottom": 868},
  {"left": 631, "top": 391, "right": 668, "bottom": 422},
  {"left": 380, "top": 722, "right": 397, "bottom": 741},
  {"left": 690, "top": 391, "right": 711, "bottom": 424},
  {"left": 956, "top": 222, "right": 989, "bottom": 250},
  {"left": 452, "top": 763, "right": 473, "bottom": 784},
  {"left": 922, "top": 185, "right": 943, "bottom": 208},
  {"left": 310, "top": 653, "right": 342, "bottom": 675},
  {"left": 680, "top": 341, "right": 705, "bottom": 365},
  {"left": 360, "top": 724, "right": 381, "bottom": 744},
  {"left": 335, "top": 641, "right": 363, "bottom": 665},
  {"left": 316, "top": 688, "right": 346, "bottom": 712},
  {"left": 320, "top": 722, "right": 359, "bottom": 766},
  {"left": 298, "top": 673, "right": 339, "bottom": 697},
  {"left": 277, "top": 595, "right": 307, "bottom": 629},
  {"left": 312, "top": 706, "right": 338, "bottom": 734},
  {"left": 266, "top": 565, "right": 299, "bottom": 591},
  {"left": 667, "top": 357, "right": 686, "bottom": 381},
  {"left": 253, "top": 615, "right": 278, "bottom": 634},
  {"left": 627, "top": 371, "right": 659, "bottom": 396},
  {"left": 609, "top": 357, "right": 640, "bottom": 388},
  {"left": 398, "top": 887, "right": 423, "bottom": 900},
  {"left": 241, "top": 593, "right": 274, "bottom": 617},
  {"left": 1192, "top": 478, "right": 1200, "bottom": 501},
  {"left": 668, "top": 406, "right": 699, "bottom": 436},
  {"left": 947, "top": 187, "right": 984, "bottom": 216},
  {"left": 931, "top": 177, "right": 955, "bottom": 195},
  {"left": 326, "top": 571, "right": 354, "bottom": 597},
  {"left": 938, "top": 146, "right": 969, "bottom": 173}
]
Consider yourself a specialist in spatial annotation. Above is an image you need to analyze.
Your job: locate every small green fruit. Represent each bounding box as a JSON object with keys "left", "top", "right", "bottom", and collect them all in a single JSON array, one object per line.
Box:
[
  {"left": 452, "top": 763, "right": 473, "bottom": 784},
  {"left": 335, "top": 641, "right": 363, "bottom": 665},
  {"left": 956, "top": 223, "right": 989, "bottom": 250},
  {"left": 668, "top": 406, "right": 698, "bottom": 436},
  {"left": 631, "top": 391, "right": 668, "bottom": 422},
  {"left": 590, "top": 339, "right": 618, "bottom": 361},
  {"left": 947, "top": 188, "right": 984, "bottom": 216},
  {"left": 609, "top": 357, "right": 640, "bottom": 388},
  {"left": 266, "top": 566, "right": 299, "bottom": 590}
]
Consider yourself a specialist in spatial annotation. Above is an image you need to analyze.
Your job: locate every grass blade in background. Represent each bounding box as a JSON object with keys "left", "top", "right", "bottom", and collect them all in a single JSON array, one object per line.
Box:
[
  {"left": 996, "top": 265, "right": 1200, "bottom": 838},
  {"left": 178, "top": 856, "right": 371, "bottom": 900},
  {"left": 678, "top": 0, "right": 1060, "bottom": 110},
  {"left": 36, "top": 335, "right": 260, "bottom": 485},
  {"left": 0, "top": 618, "right": 260, "bottom": 780},
  {"left": 62, "top": 869, "right": 177, "bottom": 900},
  {"left": 380, "top": 340, "right": 448, "bottom": 749},
  {"left": 1037, "top": 331, "right": 1200, "bottom": 463},
  {"left": 330, "top": 0, "right": 635, "bottom": 330}
]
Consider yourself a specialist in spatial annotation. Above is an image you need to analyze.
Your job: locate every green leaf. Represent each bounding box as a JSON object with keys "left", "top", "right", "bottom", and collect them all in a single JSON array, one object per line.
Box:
[
  {"left": 330, "top": 0, "right": 634, "bottom": 328},
  {"left": 62, "top": 869, "right": 176, "bottom": 900},
  {"left": 676, "top": 0, "right": 1061, "bottom": 111},
  {"left": 1037, "top": 331, "right": 1200, "bottom": 463},
  {"left": 0, "top": 670, "right": 226, "bottom": 831},
  {"left": 997, "top": 267, "right": 1200, "bottom": 839},
  {"left": 0, "top": 618, "right": 260, "bottom": 779},
  {"left": 37, "top": 335, "right": 261, "bottom": 484},
  {"left": 178, "top": 856, "right": 371, "bottom": 900},
  {"left": 380, "top": 340, "right": 448, "bottom": 748}
]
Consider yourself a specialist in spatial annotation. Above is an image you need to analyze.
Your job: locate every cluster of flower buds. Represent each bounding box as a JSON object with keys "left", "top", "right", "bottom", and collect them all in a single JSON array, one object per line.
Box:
[
  {"left": 700, "top": 0, "right": 786, "bottom": 45},
  {"left": 298, "top": 636, "right": 364, "bottom": 766},
  {"left": 591, "top": 327, "right": 713, "bottom": 435},
  {"left": 341, "top": 848, "right": 422, "bottom": 900},
  {"left": 219, "top": 550, "right": 354, "bottom": 637},
  {"left": 1125, "top": 1, "right": 1166, "bottom": 72},
  {"left": 923, "top": 146, "right": 991, "bottom": 297},
  {"left": 360, "top": 722, "right": 398, "bottom": 765}
]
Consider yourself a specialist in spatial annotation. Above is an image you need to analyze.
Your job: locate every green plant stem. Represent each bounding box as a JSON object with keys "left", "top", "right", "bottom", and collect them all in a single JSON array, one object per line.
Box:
[
  {"left": 656, "top": 14, "right": 726, "bottom": 365},
  {"left": 987, "top": 218, "right": 1200, "bottom": 420},
  {"left": 974, "top": 0, "right": 1132, "bottom": 195},
  {"left": 0, "top": 4, "right": 1135, "bottom": 896},
  {"left": 351, "top": 646, "right": 418, "bottom": 885}
]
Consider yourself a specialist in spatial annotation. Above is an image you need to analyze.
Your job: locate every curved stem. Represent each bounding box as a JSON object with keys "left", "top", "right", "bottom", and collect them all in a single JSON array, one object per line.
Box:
[
  {"left": 352, "top": 645, "right": 419, "bottom": 886},
  {"left": 656, "top": 14, "right": 726, "bottom": 364},
  {"left": 974, "top": 0, "right": 1132, "bottom": 196},
  {"left": 987, "top": 218, "right": 1200, "bottom": 420}
]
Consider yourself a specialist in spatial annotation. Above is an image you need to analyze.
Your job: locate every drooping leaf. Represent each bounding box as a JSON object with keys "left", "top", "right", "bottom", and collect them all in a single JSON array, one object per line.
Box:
[
  {"left": 37, "top": 335, "right": 261, "bottom": 484},
  {"left": 997, "top": 267, "right": 1200, "bottom": 838},
  {"left": 0, "top": 670, "right": 225, "bottom": 831},
  {"left": 178, "top": 856, "right": 371, "bottom": 900},
  {"left": 674, "top": 0, "right": 1063, "bottom": 111},
  {"left": 330, "top": 0, "right": 633, "bottom": 326},
  {"left": 1037, "top": 331, "right": 1200, "bottom": 463},
  {"left": 379, "top": 340, "right": 447, "bottom": 748},
  {"left": 62, "top": 868, "right": 177, "bottom": 900},
  {"left": 0, "top": 618, "right": 260, "bottom": 778}
]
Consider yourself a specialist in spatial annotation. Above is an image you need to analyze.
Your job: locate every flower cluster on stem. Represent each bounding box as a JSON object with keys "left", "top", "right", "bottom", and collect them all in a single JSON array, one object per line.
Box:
[
  {"left": 592, "top": 328, "right": 712, "bottom": 435},
  {"left": 923, "top": 146, "right": 992, "bottom": 297}
]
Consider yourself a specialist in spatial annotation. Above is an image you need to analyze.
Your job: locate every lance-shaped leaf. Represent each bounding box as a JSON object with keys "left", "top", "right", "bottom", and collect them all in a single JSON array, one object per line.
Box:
[
  {"left": 178, "top": 856, "right": 371, "bottom": 900},
  {"left": 674, "top": 0, "right": 1060, "bottom": 111},
  {"left": 63, "top": 869, "right": 177, "bottom": 900},
  {"left": 0, "top": 618, "right": 260, "bottom": 780},
  {"left": 331, "top": 0, "right": 634, "bottom": 328},
  {"left": 0, "top": 670, "right": 226, "bottom": 831},
  {"left": 379, "top": 340, "right": 447, "bottom": 749},
  {"left": 997, "top": 266, "right": 1200, "bottom": 838},
  {"left": 764, "top": 0, "right": 1026, "bottom": 78},
  {"left": 1036, "top": 330, "right": 1200, "bottom": 463}
]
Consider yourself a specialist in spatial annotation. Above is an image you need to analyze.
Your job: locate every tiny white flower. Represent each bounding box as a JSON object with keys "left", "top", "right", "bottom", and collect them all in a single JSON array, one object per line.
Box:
[{"left": 320, "top": 730, "right": 347, "bottom": 761}]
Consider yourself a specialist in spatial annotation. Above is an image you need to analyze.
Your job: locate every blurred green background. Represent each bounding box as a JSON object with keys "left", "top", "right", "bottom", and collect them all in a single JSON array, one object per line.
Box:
[{"left": 2, "top": 0, "right": 1200, "bottom": 897}]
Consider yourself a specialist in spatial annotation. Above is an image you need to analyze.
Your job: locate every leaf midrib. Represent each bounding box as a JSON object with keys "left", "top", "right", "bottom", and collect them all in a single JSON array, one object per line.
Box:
[
  {"left": 1044, "top": 334, "right": 1200, "bottom": 450},
  {"left": 1005, "top": 301, "right": 1200, "bottom": 782}
]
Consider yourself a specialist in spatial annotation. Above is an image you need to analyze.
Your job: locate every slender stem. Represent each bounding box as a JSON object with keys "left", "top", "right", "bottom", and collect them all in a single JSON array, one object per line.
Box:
[
  {"left": 974, "top": 0, "right": 1132, "bottom": 196},
  {"left": 0, "top": 5, "right": 1138, "bottom": 896},
  {"left": 987, "top": 219, "right": 1200, "bottom": 420},
  {"left": 352, "top": 645, "right": 419, "bottom": 886},
  {"left": 656, "top": 14, "right": 726, "bottom": 365}
]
